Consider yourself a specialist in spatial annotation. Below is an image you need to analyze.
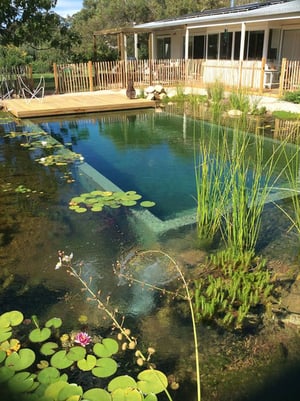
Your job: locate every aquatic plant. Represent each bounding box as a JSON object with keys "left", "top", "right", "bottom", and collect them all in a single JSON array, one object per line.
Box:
[
  {"left": 0, "top": 306, "right": 171, "bottom": 401},
  {"left": 228, "top": 90, "right": 251, "bottom": 114},
  {"left": 194, "top": 128, "right": 231, "bottom": 248},
  {"left": 69, "top": 190, "right": 155, "bottom": 213},
  {"left": 114, "top": 249, "right": 202, "bottom": 401},
  {"left": 194, "top": 257, "right": 273, "bottom": 328},
  {"left": 219, "top": 130, "right": 286, "bottom": 267},
  {"left": 54, "top": 250, "right": 174, "bottom": 401}
]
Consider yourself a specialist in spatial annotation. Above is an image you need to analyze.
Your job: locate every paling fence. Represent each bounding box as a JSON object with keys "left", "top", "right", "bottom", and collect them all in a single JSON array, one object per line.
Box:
[
  {"left": 54, "top": 59, "right": 266, "bottom": 93},
  {"left": 0, "top": 65, "right": 31, "bottom": 97}
]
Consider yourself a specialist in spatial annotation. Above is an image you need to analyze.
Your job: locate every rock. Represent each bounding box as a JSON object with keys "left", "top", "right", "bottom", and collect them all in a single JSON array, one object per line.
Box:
[
  {"left": 281, "top": 280, "right": 300, "bottom": 314},
  {"left": 228, "top": 109, "right": 243, "bottom": 117}
]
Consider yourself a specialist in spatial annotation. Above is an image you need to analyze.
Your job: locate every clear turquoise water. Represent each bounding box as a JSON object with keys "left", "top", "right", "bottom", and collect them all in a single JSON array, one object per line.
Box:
[{"left": 37, "top": 110, "right": 295, "bottom": 222}]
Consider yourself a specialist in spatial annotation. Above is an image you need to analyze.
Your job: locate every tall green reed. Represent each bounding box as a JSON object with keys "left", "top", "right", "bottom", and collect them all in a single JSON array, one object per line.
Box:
[
  {"left": 194, "top": 125, "right": 231, "bottom": 248},
  {"left": 219, "top": 128, "right": 287, "bottom": 267}
]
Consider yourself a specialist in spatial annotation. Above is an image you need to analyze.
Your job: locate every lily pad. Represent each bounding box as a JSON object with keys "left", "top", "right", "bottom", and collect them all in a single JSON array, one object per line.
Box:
[
  {"left": 50, "top": 351, "right": 73, "bottom": 369},
  {"left": 45, "top": 317, "right": 62, "bottom": 329},
  {"left": 110, "top": 387, "right": 142, "bottom": 401},
  {"left": 92, "top": 357, "right": 117, "bottom": 378},
  {"left": 44, "top": 380, "right": 69, "bottom": 399},
  {"left": 0, "top": 366, "right": 15, "bottom": 383},
  {"left": 0, "top": 311, "right": 24, "bottom": 327},
  {"left": 77, "top": 354, "right": 96, "bottom": 371},
  {"left": 108, "top": 375, "right": 137, "bottom": 391},
  {"left": 137, "top": 370, "right": 168, "bottom": 394},
  {"left": 83, "top": 388, "right": 111, "bottom": 401},
  {"left": 40, "top": 342, "right": 59, "bottom": 356},
  {"left": 37, "top": 367, "right": 61, "bottom": 384},
  {"left": 66, "top": 346, "right": 86, "bottom": 362},
  {"left": 57, "top": 383, "right": 83, "bottom": 401},
  {"left": 140, "top": 201, "right": 156, "bottom": 208},
  {"left": 29, "top": 327, "right": 51, "bottom": 343},
  {"left": 5, "top": 348, "right": 35, "bottom": 371},
  {"left": 93, "top": 339, "right": 119, "bottom": 358},
  {"left": 8, "top": 371, "right": 36, "bottom": 393}
]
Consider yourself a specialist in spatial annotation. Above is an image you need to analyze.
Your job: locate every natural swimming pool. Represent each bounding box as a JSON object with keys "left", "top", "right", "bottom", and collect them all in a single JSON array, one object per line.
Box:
[
  {"left": 1, "top": 109, "right": 300, "bottom": 401},
  {"left": 35, "top": 109, "right": 297, "bottom": 237}
]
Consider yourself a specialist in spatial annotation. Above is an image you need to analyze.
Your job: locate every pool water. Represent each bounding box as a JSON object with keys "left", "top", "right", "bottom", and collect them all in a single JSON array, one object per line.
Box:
[{"left": 1, "top": 111, "right": 300, "bottom": 401}]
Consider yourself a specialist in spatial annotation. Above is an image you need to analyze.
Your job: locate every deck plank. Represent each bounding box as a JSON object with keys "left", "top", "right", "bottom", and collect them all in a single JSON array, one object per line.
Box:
[{"left": 2, "top": 92, "right": 155, "bottom": 118}]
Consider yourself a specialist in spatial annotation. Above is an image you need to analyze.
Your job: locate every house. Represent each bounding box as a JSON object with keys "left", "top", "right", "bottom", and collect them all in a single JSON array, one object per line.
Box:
[
  {"left": 132, "top": 0, "right": 300, "bottom": 64},
  {"left": 93, "top": 0, "right": 300, "bottom": 91}
]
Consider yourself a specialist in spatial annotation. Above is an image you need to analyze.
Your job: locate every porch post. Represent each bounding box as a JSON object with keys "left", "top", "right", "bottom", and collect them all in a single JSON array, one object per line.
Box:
[
  {"left": 184, "top": 26, "right": 189, "bottom": 60},
  {"left": 238, "top": 22, "right": 246, "bottom": 89},
  {"left": 239, "top": 22, "right": 246, "bottom": 61},
  {"left": 262, "top": 27, "right": 270, "bottom": 60},
  {"left": 134, "top": 32, "right": 138, "bottom": 59},
  {"left": 148, "top": 33, "right": 154, "bottom": 85}
]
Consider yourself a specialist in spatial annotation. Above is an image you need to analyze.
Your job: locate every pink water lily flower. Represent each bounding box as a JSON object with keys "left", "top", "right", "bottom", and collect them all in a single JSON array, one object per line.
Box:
[{"left": 74, "top": 332, "right": 91, "bottom": 347}]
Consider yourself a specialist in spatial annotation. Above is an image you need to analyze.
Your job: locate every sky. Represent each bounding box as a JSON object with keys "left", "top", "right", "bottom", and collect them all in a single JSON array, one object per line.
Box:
[{"left": 55, "top": 0, "right": 84, "bottom": 17}]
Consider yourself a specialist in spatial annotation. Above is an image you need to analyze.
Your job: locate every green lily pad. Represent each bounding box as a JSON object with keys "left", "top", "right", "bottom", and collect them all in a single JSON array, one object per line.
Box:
[
  {"left": 83, "top": 388, "right": 111, "bottom": 401},
  {"left": 0, "top": 366, "right": 15, "bottom": 383},
  {"left": 93, "top": 339, "right": 119, "bottom": 358},
  {"left": 45, "top": 317, "right": 62, "bottom": 329},
  {"left": 144, "top": 393, "right": 158, "bottom": 401},
  {"left": 40, "top": 342, "right": 59, "bottom": 356},
  {"left": 77, "top": 355, "right": 96, "bottom": 371},
  {"left": 5, "top": 348, "right": 35, "bottom": 371},
  {"left": 0, "top": 350, "right": 6, "bottom": 363},
  {"left": 92, "top": 357, "right": 117, "bottom": 378},
  {"left": 50, "top": 351, "right": 73, "bottom": 369},
  {"left": 108, "top": 375, "right": 137, "bottom": 391},
  {"left": 29, "top": 327, "right": 51, "bottom": 343},
  {"left": 66, "top": 346, "right": 86, "bottom": 361},
  {"left": 0, "top": 311, "right": 24, "bottom": 327},
  {"left": 44, "top": 380, "right": 69, "bottom": 399},
  {"left": 8, "top": 371, "right": 35, "bottom": 393},
  {"left": 0, "top": 327, "right": 12, "bottom": 342},
  {"left": 37, "top": 367, "right": 61, "bottom": 384},
  {"left": 57, "top": 383, "right": 83, "bottom": 401},
  {"left": 74, "top": 207, "right": 87, "bottom": 213},
  {"left": 121, "top": 200, "right": 137, "bottom": 207},
  {"left": 137, "top": 370, "right": 168, "bottom": 394},
  {"left": 140, "top": 201, "right": 156, "bottom": 208},
  {"left": 110, "top": 387, "right": 142, "bottom": 401}
]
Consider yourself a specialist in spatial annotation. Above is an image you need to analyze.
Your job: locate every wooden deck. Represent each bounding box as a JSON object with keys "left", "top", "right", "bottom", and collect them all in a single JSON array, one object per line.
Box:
[{"left": 2, "top": 91, "right": 155, "bottom": 118}]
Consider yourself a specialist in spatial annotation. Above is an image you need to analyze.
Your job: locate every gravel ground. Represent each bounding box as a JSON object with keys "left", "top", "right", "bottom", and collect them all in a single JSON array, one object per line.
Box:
[{"left": 250, "top": 95, "right": 300, "bottom": 113}]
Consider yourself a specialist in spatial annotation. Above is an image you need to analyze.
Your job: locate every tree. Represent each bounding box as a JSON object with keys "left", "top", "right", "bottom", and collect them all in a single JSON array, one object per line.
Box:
[{"left": 0, "top": 0, "right": 80, "bottom": 53}]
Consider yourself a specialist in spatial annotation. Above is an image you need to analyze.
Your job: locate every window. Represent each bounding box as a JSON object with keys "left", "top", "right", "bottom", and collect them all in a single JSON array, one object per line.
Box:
[
  {"left": 220, "top": 31, "right": 233, "bottom": 59},
  {"left": 157, "top": 37, "right": 171, "bottom": 59},
  {"left": 247, "top": 31, "right": 264, "bottom": 60},
  {"left": 207, "top": 34, "right": 218, "bottom": 59},
  {"left": 193, "top": 36, "right": 205, "bottom": 59}
]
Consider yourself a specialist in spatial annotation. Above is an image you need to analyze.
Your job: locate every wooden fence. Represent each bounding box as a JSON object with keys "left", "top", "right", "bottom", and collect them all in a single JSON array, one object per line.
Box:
[{"left": 0, "top": 65, "right": 32, "bottom": 98}]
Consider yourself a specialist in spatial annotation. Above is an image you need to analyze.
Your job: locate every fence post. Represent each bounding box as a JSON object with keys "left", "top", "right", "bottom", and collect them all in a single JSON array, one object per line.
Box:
[
  {"left": 88, "top": 61, "right": 94, "bottom": 92},
  {"left": 53, "top": 63, "right": 59, "bottom": 94},
  {"left": 279, "top": 58, "right": 287, "bottom": 97},
  {"left": 259, "top": 57, "right": 266, "bottom": 94}
]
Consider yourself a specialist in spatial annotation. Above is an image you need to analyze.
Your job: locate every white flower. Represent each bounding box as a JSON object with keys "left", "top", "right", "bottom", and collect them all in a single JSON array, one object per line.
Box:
[
  {"left": 55, "top": 258, "right": 62, "bottom": 270},
  {"left": 41, "top": 141, "right": 47, "bottom": 146}
]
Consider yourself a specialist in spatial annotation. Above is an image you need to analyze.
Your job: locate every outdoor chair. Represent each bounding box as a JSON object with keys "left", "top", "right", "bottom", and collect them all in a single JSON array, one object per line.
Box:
[
  {"left": 17, "top": 75, "right": 45, "bottom": 102},
  {"left": 0, "top": 77, "right": 14, "bottom": 100}
]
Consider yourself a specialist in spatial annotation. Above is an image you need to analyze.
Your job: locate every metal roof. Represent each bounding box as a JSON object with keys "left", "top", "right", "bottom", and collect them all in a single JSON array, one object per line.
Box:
[{"left": 135, "top": 0, "right": 300, "bottom": 30}]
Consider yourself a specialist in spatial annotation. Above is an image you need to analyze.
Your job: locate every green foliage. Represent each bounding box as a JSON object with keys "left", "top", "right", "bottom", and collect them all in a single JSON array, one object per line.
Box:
[
  {"left": 0, "top": 310, "right": 169, "bottom": 401},
  {"left": 283, "top": 90, "right": 300, "bottom": 104},
  {"left": 272, "top": 110, "right": 300, "bottom": 120},
  {"left": 194, "top": 259, "right": 272, "bottom": 329},
  {"left": 228, "top": 90, "right": 250, "bottom": 113},
  {"left": 69, "top": 190, "right": 155, "bottom": 213}
]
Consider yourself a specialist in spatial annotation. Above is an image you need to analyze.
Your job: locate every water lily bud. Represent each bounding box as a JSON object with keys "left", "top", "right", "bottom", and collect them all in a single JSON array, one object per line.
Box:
[
  {"left": 170, "top": 382, "right": 180, "bottom": 390},
  {"left": 136, "top": 357, "right": 144, "bottom": 366},
  {"left": 117, "top": 333, "right": 123, "bottom": 341},
  {"left": 121, "top": 342, "right": 128, "bottom": 351},
  {"left": 128, "top": 340, "right": 136, "bottom": 349}
]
